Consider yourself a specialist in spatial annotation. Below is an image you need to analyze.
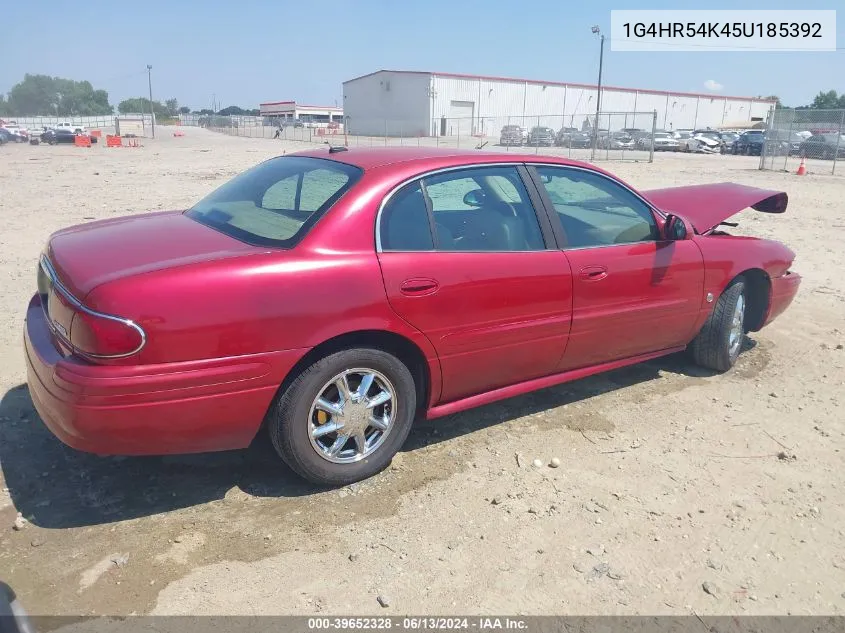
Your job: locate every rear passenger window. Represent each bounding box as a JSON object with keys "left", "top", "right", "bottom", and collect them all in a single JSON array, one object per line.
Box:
[
  {"left": 424, "top": 166, "right": 545, "bottom": 252},
  {"left": 379, "top": 166, "right": 546, "bottom": 253},
  {"left": 380, "top": 182, "right": 434, "bottom": 251}
]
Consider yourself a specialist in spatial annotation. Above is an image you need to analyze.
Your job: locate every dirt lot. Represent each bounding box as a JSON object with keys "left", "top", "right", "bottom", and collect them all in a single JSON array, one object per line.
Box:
[{"left": 0, "top": 129, "right": 843, "bottom": 617}]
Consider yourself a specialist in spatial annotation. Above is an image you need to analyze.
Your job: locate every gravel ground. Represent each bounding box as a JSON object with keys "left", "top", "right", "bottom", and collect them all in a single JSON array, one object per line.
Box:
[{"left": 0, "top": 128, "right": 843, "bottom": 616}]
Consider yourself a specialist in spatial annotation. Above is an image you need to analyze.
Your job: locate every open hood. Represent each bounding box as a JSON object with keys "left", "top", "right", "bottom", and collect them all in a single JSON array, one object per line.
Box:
[{"left": 642, "top": 182, "right": 788, "bottom": 233}]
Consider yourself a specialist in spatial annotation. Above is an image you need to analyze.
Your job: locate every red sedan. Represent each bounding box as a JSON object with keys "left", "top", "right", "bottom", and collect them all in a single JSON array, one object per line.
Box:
[{"left": 24, "top": 147, "right": 800, "bottom": 485}]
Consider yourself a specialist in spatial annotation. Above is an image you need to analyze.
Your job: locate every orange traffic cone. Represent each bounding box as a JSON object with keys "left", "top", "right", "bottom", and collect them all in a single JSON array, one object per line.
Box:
[{"left": 796, "top": 157, "right": 806, "bottom": 176}]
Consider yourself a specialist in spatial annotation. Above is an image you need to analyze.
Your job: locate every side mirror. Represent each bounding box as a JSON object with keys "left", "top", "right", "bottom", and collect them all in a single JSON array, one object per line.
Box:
[
  {"left": 663, "top": 214, "right": 689, "bottom": 240},
  {"left": 463, "top": 189, "right": 486, "bottom": 207}
]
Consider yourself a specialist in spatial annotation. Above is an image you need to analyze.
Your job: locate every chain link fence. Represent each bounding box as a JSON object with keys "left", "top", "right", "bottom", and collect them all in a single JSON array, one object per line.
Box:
[
  {"left": 189, "top": 111, "right": 660, "bottom": 163},
  {"left": 759, "top": 108, "right": 844, "bottom": 175}
]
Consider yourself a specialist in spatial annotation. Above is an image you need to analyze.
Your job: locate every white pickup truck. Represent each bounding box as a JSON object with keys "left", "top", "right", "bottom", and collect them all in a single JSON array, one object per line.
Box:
[{"left": 53, "top": 122, "right": 87, "bottom": 134}]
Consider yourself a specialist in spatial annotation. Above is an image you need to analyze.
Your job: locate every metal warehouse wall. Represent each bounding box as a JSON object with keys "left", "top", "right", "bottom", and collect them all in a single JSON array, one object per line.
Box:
[
  {"left": 343, "top": 71, "right": 431, "bottom": 136},
  {"left": 343, "top": 71, "right": 774, "bottom": 136},
  {"left": 429, "top": 75, "right": 773, "bottom": 134}
]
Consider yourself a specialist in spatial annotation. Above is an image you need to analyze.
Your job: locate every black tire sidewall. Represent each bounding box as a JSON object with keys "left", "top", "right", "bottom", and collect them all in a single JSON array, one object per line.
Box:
[{"left": 270, "top": 348, "right": 417, "bottom": 486}]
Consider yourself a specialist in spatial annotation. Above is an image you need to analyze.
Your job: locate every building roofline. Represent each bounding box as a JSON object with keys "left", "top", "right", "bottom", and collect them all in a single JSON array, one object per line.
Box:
[
  {"left": 259, "top": 101, "right": 343, "bottom": 110},
  {"left": 342, "top": 69, "right": 776, "bottom": 105}
]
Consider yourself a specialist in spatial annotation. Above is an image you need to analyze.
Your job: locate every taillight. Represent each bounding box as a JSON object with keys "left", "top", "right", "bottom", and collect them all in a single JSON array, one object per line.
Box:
[{"left": 70, "top": 310, "right": 145, "bottom": 358}]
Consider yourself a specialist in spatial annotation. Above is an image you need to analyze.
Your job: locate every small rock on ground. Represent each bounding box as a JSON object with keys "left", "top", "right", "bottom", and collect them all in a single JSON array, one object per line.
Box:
[
  {"left": 377, "top": 595, "right": 390, "bottom": 608},
  {"left": 110, "top": 554, "right": 130, "bottom": 568},
  {"left": 550, "top": 457, "right": 561, "bottom": 468},
  {"left": 702, "top": 581, "right": 719, "bottom": 597}
]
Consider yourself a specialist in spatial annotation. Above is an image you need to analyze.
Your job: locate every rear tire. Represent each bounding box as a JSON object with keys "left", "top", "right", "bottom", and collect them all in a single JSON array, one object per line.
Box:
[
  {"left": 689, "top": 279, "right": 747, "bottom": 372},
  {"left": 268, "top": 348, "right": 417, "bottom": 486}
]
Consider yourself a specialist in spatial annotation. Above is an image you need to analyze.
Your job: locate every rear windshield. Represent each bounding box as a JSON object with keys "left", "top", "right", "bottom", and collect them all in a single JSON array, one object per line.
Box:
[{"left": 186, "top": 156, "right": 362, "bottom": 247}]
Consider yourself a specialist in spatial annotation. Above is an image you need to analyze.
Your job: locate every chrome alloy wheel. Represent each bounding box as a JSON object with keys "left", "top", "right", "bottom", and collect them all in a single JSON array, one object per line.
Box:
[
  {"left": 308, "top": 368, "right": 396, "bottom": 464},
  {"left": 729, "top": 293, "right": 745, "bottom": 357}
]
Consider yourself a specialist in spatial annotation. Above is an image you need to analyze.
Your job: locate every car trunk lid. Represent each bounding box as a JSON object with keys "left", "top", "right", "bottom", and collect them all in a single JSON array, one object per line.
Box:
[
  {"left": 45, "top": 210, "right": 263, "bottom": 299},
  {"left": 642, "top": 182, "right": 788, "bottom": 233}
]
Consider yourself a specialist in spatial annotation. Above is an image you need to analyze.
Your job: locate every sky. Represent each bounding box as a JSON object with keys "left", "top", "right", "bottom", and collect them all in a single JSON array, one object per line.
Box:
[{"left": 0, "top": 0, "right": 841, "bottom": 111}]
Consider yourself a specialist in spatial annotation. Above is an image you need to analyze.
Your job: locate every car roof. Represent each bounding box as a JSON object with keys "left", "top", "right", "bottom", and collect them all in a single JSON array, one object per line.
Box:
[{"left": 292, "top": 146, "right": 593, "bottom": 171}]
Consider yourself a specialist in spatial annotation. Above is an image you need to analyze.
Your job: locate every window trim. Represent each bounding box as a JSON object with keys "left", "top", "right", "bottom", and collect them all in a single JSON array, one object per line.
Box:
[
  {"left": 376, "top": 163, "right": 555, "bottom": 253},
  {"left": 523, "top": 163, "right": 666, "bottom": 251}
]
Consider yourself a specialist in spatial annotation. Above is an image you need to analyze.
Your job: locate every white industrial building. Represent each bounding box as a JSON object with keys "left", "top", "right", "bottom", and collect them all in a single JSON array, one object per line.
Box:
[
  {"left": 259, "top": 100, "right": 343, "bottom": 125},
  {"left": 342, "top": 70, "right": 776, "bottom": 137}
]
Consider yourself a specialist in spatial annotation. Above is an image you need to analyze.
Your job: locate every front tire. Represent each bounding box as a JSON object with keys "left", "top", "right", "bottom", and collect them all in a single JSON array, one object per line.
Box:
[
  {"left": 689, "top": 279, "right": 747, "bottom": 372},
  {"left": 268, "top": 348, "right": 417, "bottom": 486}
]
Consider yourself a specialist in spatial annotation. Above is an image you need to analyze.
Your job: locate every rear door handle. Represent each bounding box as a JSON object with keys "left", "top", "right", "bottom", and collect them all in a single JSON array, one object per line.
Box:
[
  {"left": 579, "top": 265, "right": 608, "bottom": 281},
  {"left": 399, "top": 278, "right": 439, "bottom": 296}
]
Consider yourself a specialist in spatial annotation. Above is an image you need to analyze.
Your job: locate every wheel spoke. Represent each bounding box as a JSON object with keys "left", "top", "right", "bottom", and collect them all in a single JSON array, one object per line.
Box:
[
  {"left": 353, "top": 432, "right": 367, "bottom": 454},
  {"left": 370, "top": 413, "right": 390, "bottom": 431},
  {"left": 312, "top": 421, "right": 344, "bottom": 438},
  {"left": 315, "top": 397, "right": 343, "bottom": 417},
  {"left": 334, "top": 375, "right": 352, "bottom": 403},
  {"left": 327, "top": 434, "right": 349, "bottom": 457},
  {"left": 357, "top": 373, "right": 375, "bottom": 400},
  {"left": 366, "top": 389, "right": 392, "bottom": 409}
]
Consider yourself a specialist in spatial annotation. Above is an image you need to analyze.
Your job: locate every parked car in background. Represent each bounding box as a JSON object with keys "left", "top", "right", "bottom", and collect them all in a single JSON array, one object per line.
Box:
[
  {"left": 24, "top": 146, "right": 800, "bottom": 485},
  {"left": 764, "top": 130, "right": 803, "bottom": 156},
  {"left": 54, "top": 123, "right": 87, "bottom": 134},
  {"left": 555, "top": 127, "right": 591, "bottom": 148},
  {"left": 599, "top": 132, "right": 635, "bottom": 150},
  {"left": 679, "top": 133, "right": 722, "bottom": 154},
  {"left": 672, "top": 131, "right": 692, "bottom": 149},
  {"left": 638, "top": 131, "right": 679, "bottom": 152},
  {"left": 719, "top": 132, "right": 740, "bottom": 153},
  {"left": 730, "top": 130, "right": 766, "bottom": 155},
  {"left": 40, "top": 129, "right": 97, "bottom": 145},
  {"left": 527, "top": 126, "right": 555, "bottom": 147},
  {"left": 499, "top": 125, "right": 524, "bottom": 146},
  {"left": 1, "top": 124, "right": 28, "bottom": 142},
  {"left": 0, "top": 128, "right": 12, "bottom": 144},
  {"left": 797, "top": 134, "right": 845, "bottom": 159}
]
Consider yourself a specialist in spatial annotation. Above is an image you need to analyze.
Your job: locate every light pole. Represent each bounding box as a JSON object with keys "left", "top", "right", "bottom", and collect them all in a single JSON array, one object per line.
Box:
[
  {"left": 590, "top": 25, "right": 605, "bottom": 160},
  {"left": 147, "top": 64, "right": 155, "bottom": 138}
]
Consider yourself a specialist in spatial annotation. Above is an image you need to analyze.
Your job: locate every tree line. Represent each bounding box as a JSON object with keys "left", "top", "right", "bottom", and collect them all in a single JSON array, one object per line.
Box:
[
  {"left": 0, "top": 74, "right": 259, "bottom": 119},
  {"left": 5, "top": 73, "right": 844, "bottom": 120}
]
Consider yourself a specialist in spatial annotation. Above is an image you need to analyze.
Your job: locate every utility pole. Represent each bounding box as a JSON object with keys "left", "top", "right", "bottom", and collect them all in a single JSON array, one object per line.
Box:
[
  {"left": 147, "top": 64, "right": 155, "bottom": 138},
  {"left": 590, "top": 26, "right": 605, "bottom": 160}
]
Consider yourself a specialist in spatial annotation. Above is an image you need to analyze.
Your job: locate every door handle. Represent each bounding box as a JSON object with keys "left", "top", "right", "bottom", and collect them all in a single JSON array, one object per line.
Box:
[
  {"left": 399, "top": 278, "right": 439, "bottom": 296},
  {"left": 579, "top": 265, "right": 608, "bottom": 281}
]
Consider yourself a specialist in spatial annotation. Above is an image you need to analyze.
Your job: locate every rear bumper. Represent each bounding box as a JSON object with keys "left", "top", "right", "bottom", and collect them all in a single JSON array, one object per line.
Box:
[
  {"left": 24, "top": 296, "right": 306, "bottom": 455},
  {"left": 762, "top": 271, "right": 801, "bottom": 327}
]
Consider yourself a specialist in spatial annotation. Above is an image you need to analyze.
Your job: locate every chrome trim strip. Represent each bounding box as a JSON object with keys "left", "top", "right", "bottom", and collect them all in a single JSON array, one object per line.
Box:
[
  {"left": 39, "top": 255, "right": 147, "bottom": 359},
  {"left": 373, "top": 161, "right": 664, "bottom": 253}
]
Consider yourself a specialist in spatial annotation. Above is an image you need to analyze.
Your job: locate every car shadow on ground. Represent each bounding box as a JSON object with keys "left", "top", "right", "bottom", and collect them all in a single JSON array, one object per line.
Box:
[{"left": 0, "top": 347, "right": 740, "bottom": 530}]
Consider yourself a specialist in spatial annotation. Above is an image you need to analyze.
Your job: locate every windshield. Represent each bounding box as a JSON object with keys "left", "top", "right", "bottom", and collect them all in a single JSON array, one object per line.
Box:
[{"left": 186, "top": 156, "right": 362, "bottom": 247}]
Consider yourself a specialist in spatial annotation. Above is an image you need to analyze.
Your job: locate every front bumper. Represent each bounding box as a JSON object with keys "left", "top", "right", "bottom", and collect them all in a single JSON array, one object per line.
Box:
[
  {"left": 762, "top": 271, "right": 801, "bottom": 327},
  {"left": 24, "top": 295, "right": 306, "bottom": 455}
]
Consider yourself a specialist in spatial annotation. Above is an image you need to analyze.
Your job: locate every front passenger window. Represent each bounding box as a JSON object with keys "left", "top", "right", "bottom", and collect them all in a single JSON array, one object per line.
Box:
[{"left": 535, "top": 166, "right": 658, "bottom": 248}]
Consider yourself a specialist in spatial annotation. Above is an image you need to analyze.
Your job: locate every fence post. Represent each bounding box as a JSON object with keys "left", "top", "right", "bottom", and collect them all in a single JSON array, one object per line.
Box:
[
  {"left": 784, "top": 109, "right": 795, "bottom": 172},
  {"left": 759, "top": 108, "right": 774, "bottom": 170},
  {"left": 833, "top": 110, "right": 844, "bottom": 176},
  {"left": 649, "top": 110, "right": 657, "bottom": 163}
]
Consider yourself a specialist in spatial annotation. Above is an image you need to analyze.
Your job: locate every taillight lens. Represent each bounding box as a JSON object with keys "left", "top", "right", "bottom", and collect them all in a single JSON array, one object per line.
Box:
[{"left": 70, "top": 310, "right": 144, "bottom": 358}]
